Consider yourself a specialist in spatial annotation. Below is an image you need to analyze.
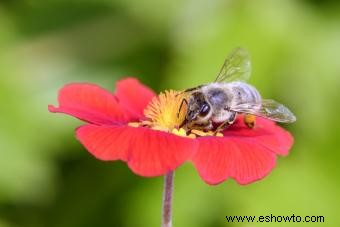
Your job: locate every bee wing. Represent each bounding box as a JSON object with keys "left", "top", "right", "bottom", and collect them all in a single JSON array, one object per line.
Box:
[
  {"left": 230, "top": 99, "right": 296, "bottom": 123},
  {"left": 215, "top": 48, "right": 251, "bottom": 83}
]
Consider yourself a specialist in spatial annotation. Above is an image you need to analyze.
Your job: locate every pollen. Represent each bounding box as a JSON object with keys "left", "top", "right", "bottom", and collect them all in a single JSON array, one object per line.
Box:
[
  {"left": 171, "top": 128, "right": 187, "bottom": 137},
  {"left": 191, "top": 129, "right": 224, "bottom": 137},
  {"left": 128, "top": 122, "right": 141, "bottom": 127},
  {"left": 144, "top": 90, "right": 188, "bottom": 130}
]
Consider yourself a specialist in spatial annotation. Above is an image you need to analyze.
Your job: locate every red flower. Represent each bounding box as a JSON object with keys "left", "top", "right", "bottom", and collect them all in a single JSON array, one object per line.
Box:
[{"left": 49, "top": 78, "right": 293, "bottom": 185}]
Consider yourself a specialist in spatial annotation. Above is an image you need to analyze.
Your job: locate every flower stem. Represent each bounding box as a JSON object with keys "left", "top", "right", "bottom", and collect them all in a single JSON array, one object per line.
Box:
[{"left": 161, "top": 171, "right": 174, "bottom": 227}]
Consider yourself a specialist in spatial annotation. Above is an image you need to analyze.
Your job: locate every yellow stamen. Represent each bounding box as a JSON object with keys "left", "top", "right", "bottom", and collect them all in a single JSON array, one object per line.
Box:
[
  {"left": 206, "top": 131, "right": 215, "bottom": 136},
  {"left": 191, "top": 129, "right": 208, "bottom": 137},
  {"left": 190, "top": 129, "right": 224, "bottom": 137},
  {"left": 128, "top": 122, "right": 141, "bottom": 127},
  {"left": 151, "top": 125, "right": 169, "bottom": 132},
  {"left": 171, "top": 128, "right": 187, "bottom": 137},
  {"left": 141, "top": 120, "right": 153, "bottom": 126},
  {"left": 144, "top": 90, "right": 188, "bottom": 130},
  {"left": 216, "top": 132, "right": 224, "bottom": 137},
  {"left": 188, "top": 133, "right": 197, "bottom": 139}
]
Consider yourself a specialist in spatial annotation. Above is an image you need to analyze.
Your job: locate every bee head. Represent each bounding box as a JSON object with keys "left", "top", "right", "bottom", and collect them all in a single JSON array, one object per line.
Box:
[{"left": 186, "top": 92, "right": 212, "bottom": 122}]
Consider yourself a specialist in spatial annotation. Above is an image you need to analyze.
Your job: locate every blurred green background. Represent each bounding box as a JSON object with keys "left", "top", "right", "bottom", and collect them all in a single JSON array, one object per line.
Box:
[{"left": 0, "top": 0, "right": 339, "bottom": 226}]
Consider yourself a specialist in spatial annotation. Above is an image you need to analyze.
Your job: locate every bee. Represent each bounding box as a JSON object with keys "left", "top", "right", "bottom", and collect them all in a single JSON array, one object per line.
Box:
[{"left": 179, "top": 48, "right": 296, "bottom": 131}]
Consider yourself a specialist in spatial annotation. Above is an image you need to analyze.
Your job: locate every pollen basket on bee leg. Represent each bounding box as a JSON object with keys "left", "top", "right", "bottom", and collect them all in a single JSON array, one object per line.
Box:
[{"left": 244, "top": 114, "right": 256, "bottom": 129}]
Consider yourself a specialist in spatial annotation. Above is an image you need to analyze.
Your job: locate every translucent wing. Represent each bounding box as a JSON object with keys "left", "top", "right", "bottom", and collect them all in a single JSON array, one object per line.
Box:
[
  {"left": 230, "top": 99, "right": 296, "bottom": 123},
  {"left": 215, "top": 48, "right": 251, "bottom": 83}
]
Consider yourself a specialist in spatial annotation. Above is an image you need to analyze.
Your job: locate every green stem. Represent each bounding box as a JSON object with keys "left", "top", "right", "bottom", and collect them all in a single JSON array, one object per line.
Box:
[{"left": 161, "top": 171, "right": 174, "bottom": 227}]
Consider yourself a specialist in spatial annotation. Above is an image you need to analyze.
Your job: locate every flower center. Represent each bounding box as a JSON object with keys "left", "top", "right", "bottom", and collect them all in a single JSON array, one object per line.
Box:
[
  {"left": 144, "top": 90, "right": 187, "bottom": 130},
  {"left": 128, "top": 90, "right": 223, "bottom": 138}
]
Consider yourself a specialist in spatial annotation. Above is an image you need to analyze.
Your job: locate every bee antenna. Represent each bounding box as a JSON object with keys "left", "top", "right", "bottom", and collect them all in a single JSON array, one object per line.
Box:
[
  {"left": 176, "top": 85, "right": 202, "bottom": 97},
  {"left": 179, "top": 118, "right": 188, "bottom": 128},
  {"left": 177, "top": 98, "right": 188, "bottom": 118}
]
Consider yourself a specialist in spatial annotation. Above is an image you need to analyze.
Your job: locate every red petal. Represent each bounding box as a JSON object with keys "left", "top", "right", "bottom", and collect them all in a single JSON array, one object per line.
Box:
[
  {"left": 223, "top": 116, "right": 294, "bottom": 156},
  {"left": 192, "top": 117, "right": 294, "bottom": 185},
  {"left": 115, "top": 78, "right": 156, "bottom": 118},
  {"left": 192, "top": 137, "right": 277, "bottom": 185},
  {"left": 49, "top": 83, "right": 135, "bottom": 125},
  {"left": 76, "top": 125, "right": 196, "bottom": 177}
]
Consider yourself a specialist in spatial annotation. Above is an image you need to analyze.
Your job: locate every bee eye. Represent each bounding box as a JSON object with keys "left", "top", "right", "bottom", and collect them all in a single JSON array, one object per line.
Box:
[{"left": 199, "top": 104, "right": 210, "bottom": 117}]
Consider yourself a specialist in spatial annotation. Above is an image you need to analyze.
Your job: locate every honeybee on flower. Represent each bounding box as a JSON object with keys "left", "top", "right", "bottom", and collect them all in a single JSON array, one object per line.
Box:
[{"left": 180, "top": 48, "right": 296, "bottom": 132}]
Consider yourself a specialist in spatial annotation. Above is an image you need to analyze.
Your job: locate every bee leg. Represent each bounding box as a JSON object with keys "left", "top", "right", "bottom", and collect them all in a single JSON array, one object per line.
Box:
[
  {"left": 204, "top": 121, "right": 214, "bottom": 131},
  {"left": 179, "top": 118, "right": 188, "bottom": 129},
  {"left": 244, "top": 114, "right": 256, "bottom": 129},
  {"left": 228, "top": 112, "right": 237, "bottom": 124},
  {"left": 213, "top": 121, "right": 230, "bottom": 134},
  {"left": 189, "top": 121, "right": 213, "bottom": 131}
]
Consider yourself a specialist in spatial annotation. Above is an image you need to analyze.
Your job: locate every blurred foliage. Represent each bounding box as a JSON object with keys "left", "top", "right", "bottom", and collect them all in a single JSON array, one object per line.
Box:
[{"left": 0, "top": 0, "right": 339, "bottom": 226}]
